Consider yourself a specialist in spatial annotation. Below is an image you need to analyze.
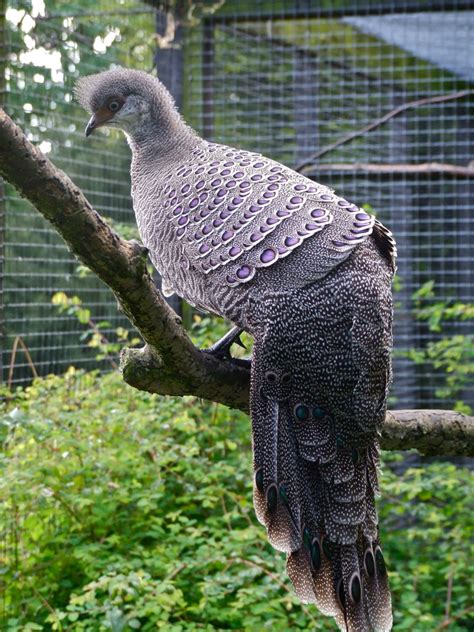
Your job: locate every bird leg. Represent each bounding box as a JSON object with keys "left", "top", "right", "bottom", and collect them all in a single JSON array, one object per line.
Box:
[{"left": 203, "top": 325, "right": 251, "bottom": 368}]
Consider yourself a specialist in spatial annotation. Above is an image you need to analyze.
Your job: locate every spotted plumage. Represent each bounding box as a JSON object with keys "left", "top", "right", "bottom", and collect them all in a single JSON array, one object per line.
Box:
[{"left": 76, "top": 68, "right": 396, "bottom": 632}]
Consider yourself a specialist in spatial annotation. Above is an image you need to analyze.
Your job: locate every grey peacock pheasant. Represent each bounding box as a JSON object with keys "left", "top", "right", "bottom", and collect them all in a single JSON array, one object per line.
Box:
[{"left": 76, "top": 68, "right": 396, "bottom": 632}]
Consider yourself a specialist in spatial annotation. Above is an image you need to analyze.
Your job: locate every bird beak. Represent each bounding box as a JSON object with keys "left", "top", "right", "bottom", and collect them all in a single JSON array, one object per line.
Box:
[
  {"left": 85, "top": 115, "right": 97, "bottom": 137},
  {"left": 85, "top": 107, "right": 115, "bottom": 137}
]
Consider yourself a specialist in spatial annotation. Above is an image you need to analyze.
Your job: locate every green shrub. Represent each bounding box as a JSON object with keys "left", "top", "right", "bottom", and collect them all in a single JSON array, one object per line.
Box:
[{"left": 0, "top": 371, "right": 472, "bottom": 631}]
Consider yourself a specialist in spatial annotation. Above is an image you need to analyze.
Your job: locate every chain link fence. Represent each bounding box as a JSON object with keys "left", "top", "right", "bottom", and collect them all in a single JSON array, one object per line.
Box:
[
  {"left": 1, "top": 0, "right": 473, "bottom": 411},
  {"left": 181, "top": 0, "right": 473, "bottom": 410},
  {"left": 1, "top": 0, "right": 155, "bottom": 385}
]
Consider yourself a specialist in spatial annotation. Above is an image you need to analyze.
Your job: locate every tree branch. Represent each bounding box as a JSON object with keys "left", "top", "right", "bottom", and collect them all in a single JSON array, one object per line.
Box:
[
  {"left": 0, "top": 108, "right": 472, "bottom": 456},
  {"left": 304, "top": 161, "right": 474, "bottom": 178},
  {"left": 295, "top": 89, "right": 474, "bottom": 174}
]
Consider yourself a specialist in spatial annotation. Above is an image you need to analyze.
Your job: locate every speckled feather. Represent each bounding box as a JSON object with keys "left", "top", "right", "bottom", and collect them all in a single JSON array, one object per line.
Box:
[{"left": 76, "top": 69, "right": 396, "bottom": 632}]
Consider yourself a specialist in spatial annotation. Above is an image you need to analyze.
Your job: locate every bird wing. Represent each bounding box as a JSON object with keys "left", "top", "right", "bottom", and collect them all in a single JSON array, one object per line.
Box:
[{"left": 161, "top": 142, "right": 385, "bottom": 288}]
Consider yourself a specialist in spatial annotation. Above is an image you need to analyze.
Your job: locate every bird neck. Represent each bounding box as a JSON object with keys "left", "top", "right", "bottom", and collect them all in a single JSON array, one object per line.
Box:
[{"left": 125, "top": 110, "right": 200, "bottom": 168}]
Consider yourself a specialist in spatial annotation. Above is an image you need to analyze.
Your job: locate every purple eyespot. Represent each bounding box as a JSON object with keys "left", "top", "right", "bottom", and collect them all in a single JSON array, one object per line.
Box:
[
  {"left": 189, "top": 198, "right": 199, "bottom": 208},
  {"left": 311, "top": 208, "right": 325, "bottom": 218},
  {"left": 234, "top": 171, "right": 244, "bottom": 178},
  {"left": 226, "top": 275, "right": 237, "bottom": 284},
  {"left": 240, "top": 159, "right": 251, "bottom": 166},
  {"left": 307, "top": 186, "right": 317, "bottom": 193},
  {"left": 208, "top": 167, "right": 218, "bottom": 174},
  {"left": 224, "top": 161, "right": 234, "bottom": 167},
  {"left": 211, "top": 178, "right": 221, "bottom": 187},
  {"left": 270, "top": 166, "right": 281, "bottom": 172},
  {"left": 332, "top": 240, "right": 346, "bottom": 247},
  {"left": 232, "top": 196, "right": 243, "bottom": 205},
  {"left": 217, "top": 189, "right": 226, "bottom": 197},
  {"left": 213, "top": 218, "right": 223, "bottom": 228},
  {"left": 196, "top": 180, "right": 205, "bottom": 189},
  {"left": 210, "top": 160, "right": 220, "bottom": 166},
  {"left": 173, "top": 206, "right": 182, "bottom": 216},
  {"left": 222, "top": 230, "right": 234, "bottom": 241},
  {"left": 178, "top": 216, "right": 188, "bottom": 226},
  {"left": 294, "top": 184, "right": 306, "bottom": 191},
  {"left": 285, "top": 236, "right": 299, "bottom": 247},
  {"left": 176, "top": 227, "right": 185, "bottom": 237},
  {"left": 263, "top": 192, "right": 274, "bottom": 199},
  {"left": 260, "top": 248, "right": 276, "bottom": 264},
  {"left": 220, "top": 209, "right": 231, "bottom": 219},
  {"left": 226, "top": 180, "right": 236, "bottom": 188},
  {"left": 249, "top": 205, "right": 260, "bottom": 213},
  {"left": 356, "top": 212, "right": 370, "bottom": 221},
  {"left": 344, "top": 234, "right": 360, "bottom": 241},
  {"left": 240, "top": 181, "right": 250, "bottom": 188},
  {"left": 254, "top": 162, "right": 264, "bottom": 168},
  {"left": 338, "top": 199, "right": 350, "bottom": 207},
  {"left": 229, "top": 245, "right": 242, "bottom": 257},
  {"left": 251, "top": 174, "right": 263, "bottom": 181},
  {"left": 195, "top": 167, "right": 204, "bottom": 174},
  {"left": 199, "top": 192, "right": 207, "bottom": 202},
  {"left": 268, "top": 175, "right": 279, "bottom": 181},
  {"left": 267, "top": 184, "right": 279, "bottom": 191},
  {"left": 276, "top": 209, "right": 290, "bottom": 218},
  {"left": 266, "top": 216, "right": 278, "bottom": 225},
  {"left": 305, "top": 223, "right": 319, "bottom": 231},
  {"left": 202, "top": 224, "right": 212, "bottom": 235},
  {"left": 236, "top": 265, "right": 252, "bottom": 279},
  {"left": 351, "top": 227, "right": 371, "bottom": 234},
  {"left": 320, "top": 194, "right": 332, "bottom": 201},
  {"left": 290, "top": 196, "right": 303, "bottom": 204},
  {"left": 286, "top": 204, "right": 298, "bottom": 211},
  {"left": 221, "top": 169, "right": 231, "bottom": 176},
  {"left": 250, "top": 232, "right": 261, "bottom": 242}
]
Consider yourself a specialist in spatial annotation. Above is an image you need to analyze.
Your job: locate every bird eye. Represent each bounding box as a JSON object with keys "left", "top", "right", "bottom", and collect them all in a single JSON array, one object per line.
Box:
[{"left": 109, "top": 100, "right": 120, "bottom": 112}]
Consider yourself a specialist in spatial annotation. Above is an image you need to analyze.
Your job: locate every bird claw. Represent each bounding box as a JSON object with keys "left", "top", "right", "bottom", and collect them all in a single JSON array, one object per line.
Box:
[{"left": 203, "top": 326, "right": 247, "bottom": 361}]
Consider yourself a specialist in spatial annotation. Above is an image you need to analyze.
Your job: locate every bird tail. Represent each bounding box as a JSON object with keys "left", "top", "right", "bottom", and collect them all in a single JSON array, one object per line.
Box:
[{"left": 249, "top": 305, "right": 392, "bottom": 631}]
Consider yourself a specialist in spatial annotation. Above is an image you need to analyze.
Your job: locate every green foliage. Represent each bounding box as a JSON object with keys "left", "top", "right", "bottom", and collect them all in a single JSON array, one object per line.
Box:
[
  {"left": 1, "top": 371, "right": 472, "bottom": 631},
  {"left": 51, "top": 291, "right": 141, "bottom": 366},
  {"left": 405, "top": 281, "right": 474, "bottom": 414}
]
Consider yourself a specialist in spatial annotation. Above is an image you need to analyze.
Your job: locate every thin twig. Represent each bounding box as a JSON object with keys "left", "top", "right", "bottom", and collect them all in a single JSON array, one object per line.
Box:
[
  {"left": 295, "top": 89, "right": 473, "bottom": 173},
  {"left": 444, "top": 566, "right": 455, "bottom": 624},
  {"left": 30, "top": 584, "right": 62, "bottom": 630},
  {"left": 434, "top": 606, "right": 474, "bottom": 631},
  {"left": 220, "top": 493, "right": 232, "bottom": 532},
  {"left": 7, "top": 336, "right": 39, "bottom": 389},
  {"left": 305, "top": 161, "right": 474, "bottom": 177},
  {"left": 165, "top": 562, "right": 188, "bottom": 582},
  {"left": 231, "top": 556, "right": 317, "bottom": 623}
]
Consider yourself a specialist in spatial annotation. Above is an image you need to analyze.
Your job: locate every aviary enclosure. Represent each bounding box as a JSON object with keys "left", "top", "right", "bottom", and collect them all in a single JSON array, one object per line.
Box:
[{"left": 0, "top": 1, "right": 472, "bottom": 631}]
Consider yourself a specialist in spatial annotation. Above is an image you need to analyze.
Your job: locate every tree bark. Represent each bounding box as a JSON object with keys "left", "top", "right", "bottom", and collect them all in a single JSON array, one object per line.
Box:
[{"left": 0, "top": 108, "right": 472, "bottom": 457}]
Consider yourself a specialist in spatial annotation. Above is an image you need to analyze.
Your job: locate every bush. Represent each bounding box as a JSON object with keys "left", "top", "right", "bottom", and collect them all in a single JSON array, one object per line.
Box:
[{"left": 0, "top": 371, "right": 472, "bottom": 631}]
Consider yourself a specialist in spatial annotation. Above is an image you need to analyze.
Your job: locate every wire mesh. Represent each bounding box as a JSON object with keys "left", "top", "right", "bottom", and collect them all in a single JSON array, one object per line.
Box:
[
  {"left": 181, "top": 0, "right": 473, "bottom": 409},
  {"left": 1, "top": 0, "right": 155, "bottom": 385},
  {"left": 1, "top": 1, "right": 472, "bottom": 412}
]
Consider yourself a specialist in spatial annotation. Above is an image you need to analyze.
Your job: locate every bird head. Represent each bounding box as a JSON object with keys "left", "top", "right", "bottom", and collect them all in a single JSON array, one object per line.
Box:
[{"left": 74, "top": 68, "right": 178, "bottom": 140}]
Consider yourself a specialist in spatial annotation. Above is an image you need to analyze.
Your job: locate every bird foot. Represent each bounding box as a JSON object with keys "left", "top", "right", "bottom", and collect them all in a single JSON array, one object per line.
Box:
[{"left": 202, "top": 326, "right": 249, "bottom": 366}]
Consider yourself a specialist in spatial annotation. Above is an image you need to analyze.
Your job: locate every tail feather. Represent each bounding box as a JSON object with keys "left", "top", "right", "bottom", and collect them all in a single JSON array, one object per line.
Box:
[{"left": 249, "top": 299, "right": 393, "bottom": 631}]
